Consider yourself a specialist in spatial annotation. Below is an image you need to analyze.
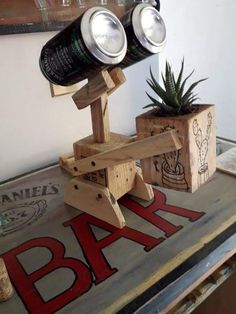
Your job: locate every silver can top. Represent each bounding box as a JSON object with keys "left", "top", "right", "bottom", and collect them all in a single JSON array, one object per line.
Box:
[
  {"left": 132, "top": 4, "right": 166, "bottom": 54},
  {"left": 81, "top": 7, "right": 127, "bottom": 65}
]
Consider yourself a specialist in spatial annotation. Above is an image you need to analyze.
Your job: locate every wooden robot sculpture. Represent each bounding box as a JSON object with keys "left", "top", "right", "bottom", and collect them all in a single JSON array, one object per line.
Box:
[
  {"left": 59, "top": 68, "right": 181, "bottom": 228},
  {"left": 39, "top": 5, "right": 181, "bottom": 228}
]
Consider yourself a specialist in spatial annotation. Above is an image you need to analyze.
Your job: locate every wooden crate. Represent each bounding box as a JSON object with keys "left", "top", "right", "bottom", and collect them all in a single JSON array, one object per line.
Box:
[
  {"left": 0, "top": 164, "right": 236, "bottom": 313},
  {"left": 73, "top": 132, "right": 136, "bottom": 200},
  {"left": 136, "top": 104, "right": 216, "bottom": 193}
]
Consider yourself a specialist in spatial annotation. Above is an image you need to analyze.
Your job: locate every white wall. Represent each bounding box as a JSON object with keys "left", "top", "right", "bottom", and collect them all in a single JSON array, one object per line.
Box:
[
  {"left": 0, "top": 31, "right": 158, "bottom": 181},
  {"left": 159, "top": 0, "right": 236, "bottom": 141}
]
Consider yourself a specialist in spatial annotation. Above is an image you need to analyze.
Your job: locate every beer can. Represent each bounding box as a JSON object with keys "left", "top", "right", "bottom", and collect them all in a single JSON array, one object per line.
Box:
[
  {"left": 39, "top": 7, "right": 127, "bottom": 86},
  {"left": 119, "top": 3, "right": 166, "bottom": 68}
]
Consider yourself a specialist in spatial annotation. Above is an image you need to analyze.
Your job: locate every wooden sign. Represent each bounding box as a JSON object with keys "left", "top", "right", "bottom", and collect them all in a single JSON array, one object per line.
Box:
[
  {"left": 0, "top": 165, "right": 236, "bottom": 313},
  {"left": 0, "top": 1, "right": 135, "bottom": 35}
]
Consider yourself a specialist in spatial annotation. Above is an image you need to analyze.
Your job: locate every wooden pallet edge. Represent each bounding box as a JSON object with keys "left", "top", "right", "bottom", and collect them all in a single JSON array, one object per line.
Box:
[{"left": 101, "top": 215, "right": 236, "bottom": 314}]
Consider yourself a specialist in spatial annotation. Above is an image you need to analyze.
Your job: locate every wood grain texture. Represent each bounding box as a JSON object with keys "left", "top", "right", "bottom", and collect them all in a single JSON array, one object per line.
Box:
[
  {"left": 136, "top": 105, "right": 216, "bottom": 193},
  {"left": 193, "top": 270, "right": 236, "bottom": 314},
  {"left": 73, "top": 133, "right": 134, "bottom": 194},
  {"left": 106, "top": 161, "right": 136, "bottom": 200},
  {"left": 64, "top": 177, "right": 125, "bottom": 228},
  {"left": 217, "top": 147, "right": 236, "bottom": 177},
  {"left": 128, "top": 167, "right": 154, "bottom": 201},
  {"left": 107, "top": 67, "right": 126, "bottom": 96},
  {"left": 71, "top": 130, "right": 182, "bottom": 176},
  {"left": 73, "top": 133, "right": 132, "bottom": 160},
  {"left": 90, "top": 94, "right": 110, "bottom": 143},
  {"left": 0, "top": 2, "right": 132, "bottom": 27},
  {"left": 0, "top": 166, "right": 236, "bottom": 314},
  {"left": 59, "top": 152, "right": 75, "bottom": 173},
  {"left": 72, "top": 70, "right": 115, "bottom": 110},
  {"left": 104, "top": 216, "right": 236, "bottom": 314},
  {"left": 49, "top": 82, "right": 79, "bottom": 97},
  {"left": 136, "top": 234, "right": 236, "bottom": 314}
]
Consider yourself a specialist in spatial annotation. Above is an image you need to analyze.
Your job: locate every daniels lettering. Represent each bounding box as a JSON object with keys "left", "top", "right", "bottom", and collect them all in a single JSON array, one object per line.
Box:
[
  {"left": 0, "top": 183, "right": 60, "bottom": 236},
  {"left": 0, "top": 184, "right": 59, "bottom": 206}
]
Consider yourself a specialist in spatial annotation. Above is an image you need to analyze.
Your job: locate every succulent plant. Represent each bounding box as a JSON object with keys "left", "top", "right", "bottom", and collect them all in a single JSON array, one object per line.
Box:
[{"left": 144, "top": 59, "right": 207, "bottom": 115}]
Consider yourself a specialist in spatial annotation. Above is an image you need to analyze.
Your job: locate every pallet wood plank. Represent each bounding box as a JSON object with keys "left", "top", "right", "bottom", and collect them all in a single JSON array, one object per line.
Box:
[
  {"left": 71, "top": 130, "right": 182, "bottom": 176},
  {"left": 128, "top": 167, "right": 154, "bottom": 201},
  {"left": 107, "top": 67, "right": 126, "bottom": 96},
  {"left": 73, "top": 133, "right": 136, "bottom": 198},
  {"left": 135, "top": 233, "right": 236, "bottom": 314},
  {"left": 1, "top": 166, "right": 236, "bottom": 314},
  {"left": 90, "top": 94, "right": 110, "bottom": 143},
  {"left": 72, "top": 70, "right": 115, "bottom": 109},
  {"left": 49, "top": 82, "right": 79, "bottom": 97},
  {"left": 64, "top": 177, "right": 125, "bottom": 228},
  {"left": 217, "top": 147, "right": 236, "bottom": 177}
]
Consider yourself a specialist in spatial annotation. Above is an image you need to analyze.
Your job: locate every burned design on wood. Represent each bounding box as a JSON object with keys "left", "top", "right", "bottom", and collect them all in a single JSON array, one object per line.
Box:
[
  {"left": 152, "top": 126, "right": 189, "bottom": 192},
  {"left": 193, "top": 112, "right": 213, "bottom": 187},
  {"left": 0, "top": 200, "right": 47, "bottom": 237},
  {"left": 84, "top": 170, "right": 107, "bottom": 186}
]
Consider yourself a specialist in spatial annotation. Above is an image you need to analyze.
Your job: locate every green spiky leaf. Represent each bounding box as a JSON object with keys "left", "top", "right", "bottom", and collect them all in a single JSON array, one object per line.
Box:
[
  {"left": 182, "top": 78, "right": 208, "bottom": 102},
  {"left": 176, "top": 58, "right": 184, "bottom": 92},
  {"left": 145, "top": 59, "right": 208, "bottom": 116}
]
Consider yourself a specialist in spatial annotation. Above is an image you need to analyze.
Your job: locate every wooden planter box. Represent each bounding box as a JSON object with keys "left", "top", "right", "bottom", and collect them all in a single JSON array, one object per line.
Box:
[{"left": 136, "top": 104, "right": 216, "bottom": 193}]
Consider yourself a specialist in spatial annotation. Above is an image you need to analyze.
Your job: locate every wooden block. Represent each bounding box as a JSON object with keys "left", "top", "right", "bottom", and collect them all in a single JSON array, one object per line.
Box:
[
  {"left": 71, "top": 130, "right": 181, "bottom": 176},
  {"left": 106, "top": 161, "right": 136, "bottom": 200},
  {"left": 49, "top": 82, "right": 80, "bottom": 97},
  {"left": 73, "top": 133, "right": 136, "bottom": 199},
  {"left": 107, "top": 67, "right": 126, "bottom": 96},
  {"left": 136, "top": 105, "right": 216, "bottom": 193},
  {"left": 0, "top": 258, "right": 13, "bottom": 302},
  {"left": 59, "top": 152, "right": 75, "bottom": 173},
  {"left": 90, "top": 94, "right": 110, "bottom": 143},
  {"left": 83, "top": 170, "right": 107, "bottom": 187},
  {"left": 64, "top": 177, "right": 125, "bottom": 228},
  {"left": 128, "top": 167, "right": 154, "bottom": 201},
  {"left": 72, "top": 70, "right": 115, "bottom": 110},
  {"left": 73, "top": 133, "right": 132, "bottom": 160},
  {"left": 217, "top": 147, "right": 236, "bottom": 177},
  {"left": 80, "top": 163, "right": 136, "bottom": 200}
]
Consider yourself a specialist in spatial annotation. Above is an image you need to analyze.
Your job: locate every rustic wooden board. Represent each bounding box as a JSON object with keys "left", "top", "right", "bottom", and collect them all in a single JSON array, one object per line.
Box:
[
  {"left": 136, "top": 233, "right": 236, "bottom": 314},
  {"left": 0, "top": 165, "right": 236, "bottom": 314},
  {"left": 0, "top": 1, "right": 132, "bottom": 35},
  {"left": 217, "top": 147, "right": 236, "bottom": 177}
]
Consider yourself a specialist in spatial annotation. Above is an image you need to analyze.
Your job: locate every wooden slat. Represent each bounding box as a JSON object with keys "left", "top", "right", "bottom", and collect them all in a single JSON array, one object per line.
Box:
[
  {"left": 72, "top": 70, "right": 115, "bottom": 110},
  {"left": 107, "top": 67, "right": 126, "bottom": 96},
  {"left": 49, "top": 82, "right": 79, "bottom": 97},
  {"left": 217, "top": 147, "right": 236, "bottom": 177},
  {"left": 90, "top": 94, "right": 110, "bottom": 143},
  {"left": 128, "top": 167, "right": 154, "bottom": 201},
  {"left": 59, "top": 152, "right": 75, "bottom": 173},
  {"left": 64, "top": 177, "right": 125, "bottom": 229},
  {"left": 70, "top": 130, "right": 182, "bottom": 176},
  {"left": 136, "top": 234, "right": 236, "bottom": 314}
]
